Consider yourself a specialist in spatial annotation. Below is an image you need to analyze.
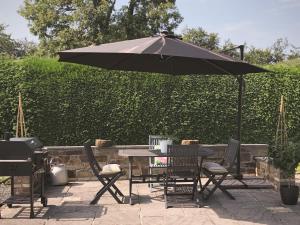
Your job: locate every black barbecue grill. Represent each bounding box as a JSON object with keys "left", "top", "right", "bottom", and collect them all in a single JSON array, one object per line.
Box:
[{"left": 0, "top": 137, "right": 48, "bottom": 218}]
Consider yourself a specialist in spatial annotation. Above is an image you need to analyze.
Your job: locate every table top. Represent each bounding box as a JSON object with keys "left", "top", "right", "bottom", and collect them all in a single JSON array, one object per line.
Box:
[{"left": 118, "top": 147, "right": 214, "bottom": 157}]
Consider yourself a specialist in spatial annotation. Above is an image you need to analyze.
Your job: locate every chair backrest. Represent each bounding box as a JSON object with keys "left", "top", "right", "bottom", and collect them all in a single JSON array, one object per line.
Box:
[
  {"left": 149, "top": 135, "right": 172, "bottom": 150},
  {"left": 167, "top": 145, "right": 199, "bottom": 175},
  {"left": 83, "top": 140, "right": 101, "bottom": 177},
  {"left": 222, "top": 138, "right": 240, "bottom": 170}
]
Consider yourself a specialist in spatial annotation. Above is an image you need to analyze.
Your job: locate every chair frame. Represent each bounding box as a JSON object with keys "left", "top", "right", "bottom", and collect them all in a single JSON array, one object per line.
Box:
[
  {"left": 199, "top": 138, "right": 240, "bottom": 200},
  {"left": 83, "top": 140, "right": 125, "bottom": 205},
  {"left": 164, "top": 145, "right": 200, "bottom": 208}
]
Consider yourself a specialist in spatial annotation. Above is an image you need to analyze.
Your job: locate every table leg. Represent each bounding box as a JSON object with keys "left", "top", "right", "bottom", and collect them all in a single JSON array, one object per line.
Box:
[
  {"left": 198, "top": 157, "right": 204, "bottom": 190},
  {"left": 128, "top": 156, "right": 133, "bottom": 205}
]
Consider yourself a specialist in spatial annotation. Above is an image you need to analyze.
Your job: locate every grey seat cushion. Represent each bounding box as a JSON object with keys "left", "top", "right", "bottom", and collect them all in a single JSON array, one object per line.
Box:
[{"left": 202, "top": 162, "right": 228, "bottom": 173}]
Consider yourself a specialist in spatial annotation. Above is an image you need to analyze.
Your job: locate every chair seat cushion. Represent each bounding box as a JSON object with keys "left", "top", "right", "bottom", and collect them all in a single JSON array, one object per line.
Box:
[
  {"left": 100, "top": 164, "right": 121, "bottom": 175},
  {"left": 202, "top": 162, "right": 228, "bottom": 173}
]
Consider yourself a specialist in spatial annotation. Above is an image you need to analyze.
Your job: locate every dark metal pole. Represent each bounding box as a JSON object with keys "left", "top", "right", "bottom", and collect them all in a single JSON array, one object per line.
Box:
[
  {"left": 220, "top": 44, "right": 245, "bottom": 179},
  {"left": 239, "top": 45, "right": 244, "bottom": 61},
  {"left": 236, "top": 45, "right": 245, "bottom": 179}
]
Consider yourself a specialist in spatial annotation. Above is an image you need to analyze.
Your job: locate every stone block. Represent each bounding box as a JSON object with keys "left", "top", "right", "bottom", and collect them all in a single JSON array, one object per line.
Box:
[
  {"left": 95, "top": 139, "right": 112, "bottom": 148},
  {"left": 61, "top": 155, "right": 71, "bottom": 163},
  {"left": 76, "top": 169, "right": 93, "bottom": 178},
  {"left": 243, "top": 161, "right": 256, "bottom": 168},
  {"left": 14, "top": 176, "right": 29, "bottom": 184},
  {"left": 181, "top": 140, "right": 199, "bottom": 145},
  {"left": 79, "top": 154, "right": 88, "bottom": 162},
  {"left": 240, "top": 152, "right": 251, "bottom": 162},
  {"left": 48, "top": 155, "right": 70, "bottom": 164},
  {"left": 95, "top": 155, "right": 108, "bottom": 162},
  {"left": 242, "top": 144, "right": 268, "bottom": 156},
  {"left": 21, "top": 183, "right": 30, "bottom": 188},
  {"left": 68, "top": 170, "right": 76, "bottom": 178},
  {"left": 65, "top": 150, "right": 83, "bottom": 155},
  {"left": 81, "top": 162, "right": 91, "bottom": 169},
  {"left": 67, "top": 155, "right": 82, "bottom": 167}
]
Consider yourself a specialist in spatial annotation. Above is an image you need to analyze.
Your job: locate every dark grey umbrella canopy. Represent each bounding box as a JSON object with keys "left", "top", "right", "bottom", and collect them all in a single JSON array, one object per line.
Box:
[
  {"left": 58, "top": 34, "right": 267, "bottom": 75},
  {"left": 58, "top": 33, "right": 268, "bottom": 178}
]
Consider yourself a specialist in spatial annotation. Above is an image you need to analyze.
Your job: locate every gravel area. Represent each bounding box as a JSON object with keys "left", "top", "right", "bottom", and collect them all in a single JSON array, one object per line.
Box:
[{"left": 0, "top": 181, "right": 10, "bottom": 203}]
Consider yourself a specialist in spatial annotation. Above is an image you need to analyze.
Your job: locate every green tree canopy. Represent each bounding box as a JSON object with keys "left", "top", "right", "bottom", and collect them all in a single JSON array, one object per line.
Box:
[
  {"left": 182, "top": 27, "right": 220, "bottom": 51},
  {"left": 115, "top": 0, "right": 182, "bottom": 40},
  {"left": 0, "top": 23, "right": 37, "bottom": 58},
  {"left": 0, "top": 23, "right": 18, "bottom": 57},
  {"left": 19, "top": 0, "right": 183, "bottom": 56},
  {"left": 288, "top": 45, "right": 300, "bottom": 60},
  {"left": 245, "top": 38, "right": 289, "bottom": 64},
  {"left": 181, "top": 27, "right": 299, "bottom": 65}
]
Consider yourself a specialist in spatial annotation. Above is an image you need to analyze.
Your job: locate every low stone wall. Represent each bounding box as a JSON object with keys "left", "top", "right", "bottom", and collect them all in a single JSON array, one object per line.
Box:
[
  {"left": 13, "top": 175, "right": 43, "bottom": 196},
  {"left": 255, "top": 157, "right": 277, "bottom": 187},
  {"left": 46, "top": 143, "right": 268, "bottom": 181},
  {"left": 12, "top": 143, "right": 268, "bottom": 195}
]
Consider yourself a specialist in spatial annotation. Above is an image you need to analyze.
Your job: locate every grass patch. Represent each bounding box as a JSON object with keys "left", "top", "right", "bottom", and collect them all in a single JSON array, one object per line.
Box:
[
  {"left": 0, "top": 176, "right": 10, "bottom": 183},
  {"left": 297, "top": 164, "right": 300, "bottom": 173}
]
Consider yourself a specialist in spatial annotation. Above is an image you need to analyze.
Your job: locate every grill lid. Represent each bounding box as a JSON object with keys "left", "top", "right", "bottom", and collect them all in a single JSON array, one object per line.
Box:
[
  {"left": 0, "top": 137, "right": 43, "bottom": 160},
  {"left": 9, "top": 137, "right": 43, "bottom": 149}
]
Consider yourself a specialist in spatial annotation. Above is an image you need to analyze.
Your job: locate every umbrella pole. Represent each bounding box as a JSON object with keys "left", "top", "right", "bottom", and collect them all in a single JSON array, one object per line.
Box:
[
  {"left": 236, "top": 45, "right": 245, "bottom": 180},
  {"left": 236, "top": 75, "right": 244, "bottom": 180}
]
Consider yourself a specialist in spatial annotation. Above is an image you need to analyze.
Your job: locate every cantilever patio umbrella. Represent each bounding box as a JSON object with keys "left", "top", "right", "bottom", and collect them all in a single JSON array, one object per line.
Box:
[{"left": 58, "top": 32, "right": 268, "bottom": 178}]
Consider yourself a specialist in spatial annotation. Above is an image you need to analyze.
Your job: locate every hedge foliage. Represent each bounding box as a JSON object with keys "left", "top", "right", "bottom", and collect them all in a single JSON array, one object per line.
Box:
[{"left": 0, "top": 57, "right": 299, "bottom": 145}]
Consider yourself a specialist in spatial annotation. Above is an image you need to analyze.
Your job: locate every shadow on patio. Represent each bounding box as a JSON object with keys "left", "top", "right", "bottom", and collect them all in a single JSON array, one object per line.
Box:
[{"left": 1, "top": 180, "right": 299, "bottom": 225}]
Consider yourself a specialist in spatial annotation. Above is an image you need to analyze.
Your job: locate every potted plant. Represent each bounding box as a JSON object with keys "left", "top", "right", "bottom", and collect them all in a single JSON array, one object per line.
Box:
[
  {"left": 271, "top": 95, "right": 299, "bottom": 205},
  {"left": 272, "top": 141, "right": 300, "bottom": 205}
]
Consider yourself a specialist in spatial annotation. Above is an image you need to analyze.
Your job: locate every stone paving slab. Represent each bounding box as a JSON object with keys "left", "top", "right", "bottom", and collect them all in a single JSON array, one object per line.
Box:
[{"left": 0, "top": 180, "right": 299, "bottom": 225}]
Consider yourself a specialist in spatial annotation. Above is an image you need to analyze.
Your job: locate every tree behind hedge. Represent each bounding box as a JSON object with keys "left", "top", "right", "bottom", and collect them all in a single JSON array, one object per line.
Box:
[
  {"left": 19, "top": 0, "right": 182, "bottom": 56},
  {"left": 0, "top": 57, "right": 299, "bottom": 145}
]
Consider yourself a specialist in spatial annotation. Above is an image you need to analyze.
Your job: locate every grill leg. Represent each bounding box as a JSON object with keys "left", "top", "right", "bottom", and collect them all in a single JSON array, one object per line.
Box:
[
  {"left": 129, "top": 156, "right": 133, "bottom": 205},
  {"left": 7, "top": 176, "right": 14, "bottom": 208},
  {"left": 30, "top": 175, "right": 34, "bottom": 218}
]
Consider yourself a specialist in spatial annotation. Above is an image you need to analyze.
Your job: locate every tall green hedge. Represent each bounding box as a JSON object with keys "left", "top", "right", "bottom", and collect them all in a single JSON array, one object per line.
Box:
[{"left": 0, "top": 57, "right": 299, "bottom": 145}]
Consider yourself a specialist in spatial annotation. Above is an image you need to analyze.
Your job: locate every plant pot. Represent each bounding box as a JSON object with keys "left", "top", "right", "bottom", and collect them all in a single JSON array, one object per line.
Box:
[{"left": 280, "top": 185, "right": 299, "bottom": 205}]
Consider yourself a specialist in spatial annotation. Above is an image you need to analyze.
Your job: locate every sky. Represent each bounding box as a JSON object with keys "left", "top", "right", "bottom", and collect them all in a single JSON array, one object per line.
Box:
[{"left": 0, "top": 0, "right": 299, "bottom": 49}]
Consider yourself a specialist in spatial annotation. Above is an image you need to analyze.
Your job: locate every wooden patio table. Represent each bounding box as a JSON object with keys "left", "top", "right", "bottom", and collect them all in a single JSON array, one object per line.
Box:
[{"left": 118, "top": 147, "right": 214, "bottom": 205}]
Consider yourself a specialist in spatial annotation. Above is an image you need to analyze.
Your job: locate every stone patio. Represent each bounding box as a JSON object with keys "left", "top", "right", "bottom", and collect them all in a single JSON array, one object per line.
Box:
[{"left": 1, "top": 180, "right": 300, "bottom": 225}]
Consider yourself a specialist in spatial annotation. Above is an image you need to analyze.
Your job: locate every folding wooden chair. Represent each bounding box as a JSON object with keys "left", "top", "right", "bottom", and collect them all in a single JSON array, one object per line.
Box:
[
  {"left": 83, "top": 140, "right": 125, "bottom": 205},
  {"left": 199, "top": 138, "right": 240, "bottom": 200},
  {"left": 164, "top": 145, "right": 200, "bottom": 208}
]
